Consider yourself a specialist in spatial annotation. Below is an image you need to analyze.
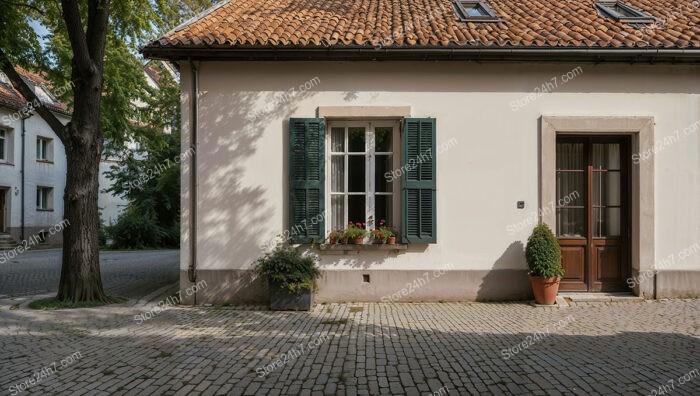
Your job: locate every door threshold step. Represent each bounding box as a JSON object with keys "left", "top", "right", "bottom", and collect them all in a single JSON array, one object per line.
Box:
[{"left": 559, "top": 292, "right": 643, "bottom": 302}]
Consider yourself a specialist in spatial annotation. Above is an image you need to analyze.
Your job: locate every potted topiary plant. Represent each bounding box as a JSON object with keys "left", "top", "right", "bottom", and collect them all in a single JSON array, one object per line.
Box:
[
  {"left": 525, "top": 223, "right": 564, "bottom": 305},
  {"left": 345, "top": 223, "right": 368, "bottom": 244},
  {"left": 254, "top": 239, "right": 321, "bottom": 311}
]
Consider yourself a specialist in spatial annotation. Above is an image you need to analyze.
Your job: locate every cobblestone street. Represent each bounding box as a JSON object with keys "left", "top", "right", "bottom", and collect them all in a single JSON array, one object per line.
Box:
[{"left": 1, "top": 297, "right": 698, "bottom": 395}]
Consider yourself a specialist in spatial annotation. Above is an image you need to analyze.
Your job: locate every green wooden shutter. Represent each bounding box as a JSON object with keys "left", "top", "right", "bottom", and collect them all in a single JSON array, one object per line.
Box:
[
  {"left": 289, "top": 118, "right": 325, "bottom": 243},
  {"left": 402, "top": 118, "right": 436, "bottom": 243}
]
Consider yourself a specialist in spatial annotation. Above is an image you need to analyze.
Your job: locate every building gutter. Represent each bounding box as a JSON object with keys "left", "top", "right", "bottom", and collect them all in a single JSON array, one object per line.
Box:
[
  {"left": 142, "top": 47, "right": 700, "bottom": 63},
  {"left": 20, "top": 115, "right": 26, "bottom": 241},
  {"left": 187, "top": 59, "right": 199, "bottom": 305}
]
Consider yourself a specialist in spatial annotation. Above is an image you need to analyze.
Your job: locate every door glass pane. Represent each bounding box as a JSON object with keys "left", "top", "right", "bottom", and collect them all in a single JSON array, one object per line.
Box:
[
  {"left": 348, "top": 195, "right": 366, "bottom": 225},
  {"left": 375, "top": 127, "right": 392, "bottom": 152},
  {"left": 556, "top": 143, "right": 584, "bottom": 170},
  {"left": 593, "top": 171, "right": 621, "bottom": 206},
  {"left": 331, "top": 127, "right": 345, "bottom": 152},
  {"left": 375, "top": 155, "right": 393, "bottom": 193},
  {"left": 331, "top": 156, "right": 344, "bottom": 193},
  {"left": 593, "top": 143, "right": 620, "bottom": 170},
  {"left": 331, "top": 195, "right": 344, "bottom": 230},
  {"left": 594, "top": 207, "right": 621, "bottom": 237},
  {"left": 375, "top": 195, "right": 393, "bottom": 227},
  {"left": 556, "top": 172, "right": 585, "bottom": 206},
  {"left": 348, "top": 155, "right": 365, "bottom": 192},
  {"left": 557, "top": 208, "right": 585, "bottom": 237},
  {"left": 348, "top": 127, "right": 365, "bottom": 152}
]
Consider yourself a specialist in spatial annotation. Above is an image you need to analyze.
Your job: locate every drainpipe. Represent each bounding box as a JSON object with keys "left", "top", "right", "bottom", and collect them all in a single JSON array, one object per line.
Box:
[
  {"left": 188, "top": 60, "right": 199, "bottom": 305},
  {"left": 20, "top": 115, "right": 26, "bottom": 241}
]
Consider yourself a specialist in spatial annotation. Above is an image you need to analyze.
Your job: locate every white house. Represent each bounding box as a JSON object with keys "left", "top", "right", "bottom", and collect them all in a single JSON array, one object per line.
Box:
[
  {"left": 0, "top": 68, "right": 70, "bottom": 245},
  {"left": 143, "top": 0, "right": 700, "bottom": 303}
]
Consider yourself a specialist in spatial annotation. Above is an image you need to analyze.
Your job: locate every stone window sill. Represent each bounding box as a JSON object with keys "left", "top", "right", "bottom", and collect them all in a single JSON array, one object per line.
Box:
[{"left": 319, "top": 243, "right": 407, "bottom": 255}]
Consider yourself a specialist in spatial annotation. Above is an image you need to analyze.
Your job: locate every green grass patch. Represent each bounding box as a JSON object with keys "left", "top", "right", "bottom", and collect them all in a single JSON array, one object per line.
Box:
[{"left": 29, "top": 296, "right": 125, "bottom": 310}]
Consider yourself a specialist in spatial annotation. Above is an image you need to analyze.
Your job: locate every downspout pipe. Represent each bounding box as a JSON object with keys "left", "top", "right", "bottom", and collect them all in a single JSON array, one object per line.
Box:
[
  {"left": 188, "top": 60, "right": 199, "bottom": 304},
  {"left": 20, "top": 116, "right": 26, "bottom": 241}
]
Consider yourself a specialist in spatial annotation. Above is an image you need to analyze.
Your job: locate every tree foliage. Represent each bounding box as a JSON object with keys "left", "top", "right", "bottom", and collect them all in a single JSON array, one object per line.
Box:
[{"left": 525, "top": 224, "right": 564, "bottom": 278}]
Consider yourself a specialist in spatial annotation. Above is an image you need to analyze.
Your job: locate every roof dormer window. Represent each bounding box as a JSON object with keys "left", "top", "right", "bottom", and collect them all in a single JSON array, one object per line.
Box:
[
  {"left": 452, "top": 1, "right": 499, "bottom": 22},
  {"left": 596, "top": 1, "right": 655, "bottom": 24}
]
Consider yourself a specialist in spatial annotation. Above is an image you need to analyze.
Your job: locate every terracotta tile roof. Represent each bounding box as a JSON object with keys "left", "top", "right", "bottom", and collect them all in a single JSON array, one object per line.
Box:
[
  {"left": 0, "top": 67, "right": 71, "bottom": 115},
  {"left": 145, "top": 0, "right": 700, "bottom": 50}
]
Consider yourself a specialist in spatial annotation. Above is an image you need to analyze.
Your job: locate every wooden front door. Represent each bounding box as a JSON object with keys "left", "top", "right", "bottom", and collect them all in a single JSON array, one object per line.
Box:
[{"left": 556, "top": 136, "right": 630, "bottom": 292}]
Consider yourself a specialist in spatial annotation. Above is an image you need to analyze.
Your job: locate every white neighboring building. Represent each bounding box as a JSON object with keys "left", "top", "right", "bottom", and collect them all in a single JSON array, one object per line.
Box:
[
  {"left": 0, "top": 69, "right": 70, "bottom": 245},
  {"left": 98, "top": 62, "right": 176, "bottom": 225}
]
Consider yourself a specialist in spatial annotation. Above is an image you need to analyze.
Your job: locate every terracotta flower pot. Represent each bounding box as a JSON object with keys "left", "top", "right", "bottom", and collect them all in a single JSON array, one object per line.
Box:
[
  {"left": 340, "top": 237, "right": 348, "bottom": 245},
  {"left": 329, "top": 237, "right": 337, "bottom": 244},
  {"left": 387, "top": 236, "right": 396, "bottom": 245},
  {"left": 529, "top": 276, "right": 561, "bottom": 305},
  {"left": 352, "top": 237, "right": 364, "bottom": 245}
]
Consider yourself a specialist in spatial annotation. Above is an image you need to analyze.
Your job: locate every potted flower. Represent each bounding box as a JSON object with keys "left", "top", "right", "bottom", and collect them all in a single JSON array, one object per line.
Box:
[
  {"left": 379, "top": 220, "right": 398, "bottom": 245},
  {"left": 525, "top": 223, "right": 564, "bottom": 305},
  {"left": 345, "top": 223, "right": 368, "bottom": 245},
  {"left": 328, "top": 229, "right": 344, "bottom": 244},
  {"left": 254, "top": 239, "right": 321, "bottom": 311},
  {"left": 371, "top": 228, "right": 388, "bottom": 244}
]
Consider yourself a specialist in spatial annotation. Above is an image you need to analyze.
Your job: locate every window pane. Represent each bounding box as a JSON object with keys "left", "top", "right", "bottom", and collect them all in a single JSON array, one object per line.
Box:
[
  {"left": 36, "top": 189, "right": 41, "bottom": 208},
  {"left": 331, "top": 127, "right": 344, "bottom": 152},
  {"left": 593, "top": 143, "right": 620, "bottom": 170},
  {"left": 556, "top": 143, "right": 584, "bottom": 170},
  {"left": 36, "top": 140, "right": 41, "bottom": 158},
  {"left": 331, "top": 195, "right": 344, "bottom": 230},
  {"left": 375, "top": 127, "right": 392, "bottom": 152},
  {"left": 593, "top": 171, "right": 621, "bottom": 206},
  {"left": 0, "top": 137, "right": 4, "bottom": 160},
  {"left": 375, "top": 155, "right": 393, "bottom": 193},
  {"left": 331, "top": 156, "right": 345, "bottom": 193},
  {"left": 556, "top": 172, "right": 584, "bottom": 207},
  {"left": 466, "top": 4, "right": 487, "bottom": 17},
  {"left": 348, "top": 195, "right": 365, "bottom": 225},
  {"left": 375, "top": 195, "right": 393, "bottom": 227},
  {"left": 556, "top": 208, "right": 585, "bottom": 237},
  {"left": 594, "top": 207, "right": 621, "bottom": 237},
  {"left": 348, "top": 127, "right": 365, "bottom": 152},
  {"left": 348, "top": 155, "right": 365, "bottom": 192}
]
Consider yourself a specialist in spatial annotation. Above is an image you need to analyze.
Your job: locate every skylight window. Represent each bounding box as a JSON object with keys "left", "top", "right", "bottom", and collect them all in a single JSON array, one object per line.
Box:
[
  {"left": 596, "top": 1, "right": 655, "bottom": 24},
  {"left": 453, "top": 1, "right": 499, "bottom": 22}
]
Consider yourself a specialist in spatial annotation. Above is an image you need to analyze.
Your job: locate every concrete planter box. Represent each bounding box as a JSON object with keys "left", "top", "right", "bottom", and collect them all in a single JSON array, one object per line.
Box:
[{"left": 269, "top": 282, "right": 314, "bottom": 311}]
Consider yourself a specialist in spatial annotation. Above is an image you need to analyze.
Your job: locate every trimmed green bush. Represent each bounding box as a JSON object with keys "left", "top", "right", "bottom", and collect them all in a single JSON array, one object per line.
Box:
[
  {"left": 525, "top": 223, "right": 564, "bottom": 278},
  {"left": 254, "top": 240, "right": 321, "bottom": 294}
]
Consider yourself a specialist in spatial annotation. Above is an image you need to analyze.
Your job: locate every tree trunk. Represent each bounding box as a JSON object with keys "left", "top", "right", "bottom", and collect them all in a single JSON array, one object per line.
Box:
[
  {"left": 55, "top": 68, "right": 109, "bottom": 303},
  {"left": 56, "top": 130, "right": 108, "bottom": 302}
]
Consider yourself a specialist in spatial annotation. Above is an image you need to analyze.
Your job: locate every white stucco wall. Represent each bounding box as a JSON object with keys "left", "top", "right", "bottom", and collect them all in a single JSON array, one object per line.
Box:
[
  {"left": 179, "top": 61, "right": 700, "bottom": 278},
  {"left": 0, "top": 107, "right": 69, "bottom": 241}
]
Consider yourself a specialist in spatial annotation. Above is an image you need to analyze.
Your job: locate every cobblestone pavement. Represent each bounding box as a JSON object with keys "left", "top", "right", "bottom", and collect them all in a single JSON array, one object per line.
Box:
[
  {"left": 0, "top": 250, "right": 179, "bottom": 298},
  {"left": 0, "top": 298, "right": 698, "bottom": 396}
]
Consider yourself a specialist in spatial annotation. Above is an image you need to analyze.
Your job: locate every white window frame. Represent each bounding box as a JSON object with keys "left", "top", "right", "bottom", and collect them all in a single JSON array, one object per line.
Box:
[
  {"left": 0, "top": 129, "right": 6, "bottom": 162},
  {"left": 36, "top": 186, "right": 53, "bottom": 210},
  {"left": 36, "top": 136, "right": 51, "bottom": 161},
  {"left": 325, "top": 120, "right": 401, "bottom": 234}
]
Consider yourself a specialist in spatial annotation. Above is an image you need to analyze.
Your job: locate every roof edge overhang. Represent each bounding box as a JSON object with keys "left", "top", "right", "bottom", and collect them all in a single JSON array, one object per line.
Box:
[{"left": 141, "top": 46, "right": 700, "bottom": 63}]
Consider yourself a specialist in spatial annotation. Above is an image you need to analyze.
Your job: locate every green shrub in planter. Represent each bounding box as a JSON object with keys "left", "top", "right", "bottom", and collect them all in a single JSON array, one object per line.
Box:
[
  {"left": 525, "top": 224, "right": 564, "bottom": 278},
  {"left": 254, "top": 240, "right": 321, "bottom": 295}
]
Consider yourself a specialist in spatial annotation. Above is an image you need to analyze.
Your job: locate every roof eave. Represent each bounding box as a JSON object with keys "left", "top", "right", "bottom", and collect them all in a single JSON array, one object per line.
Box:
[{"left": 141, "top": 46, "right": 700, "bottom": 63}]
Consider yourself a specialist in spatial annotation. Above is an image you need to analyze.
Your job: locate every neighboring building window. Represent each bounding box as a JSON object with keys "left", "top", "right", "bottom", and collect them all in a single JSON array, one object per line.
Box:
[
  {"left": 36, "top": 186, "right": 53, "bottom": 210},
  {"left": 328, "top": 122, "right": 399, "bottom": 231},
  {"left": 596, "top": 1, "right": 655, "bottom": 23},
  {"left": 36, "top": 137, "right": 53, "bottom": 162},
  {"left": 0, "top": 129, "right": 6, "bottom": 162},
  {"left": 452, "top": 1, "right": 499, "bottom": 22}
]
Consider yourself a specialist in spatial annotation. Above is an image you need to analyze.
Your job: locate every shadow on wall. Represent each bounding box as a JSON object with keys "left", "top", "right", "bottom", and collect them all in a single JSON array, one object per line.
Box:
[
  {"left": 477, "top": 241, "right": 531, "bottom": 301},
  {"left": 193, "top": 87, "right": 322, "bottom": 276},
  {"left": 1, "top": 306, "right": 699, "bottom": 394}
]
